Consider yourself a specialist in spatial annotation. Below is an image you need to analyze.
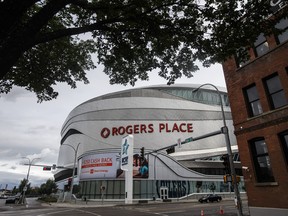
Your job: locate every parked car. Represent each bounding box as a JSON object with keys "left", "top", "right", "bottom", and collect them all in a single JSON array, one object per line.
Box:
[
  {"left": 5, "top": 193, "right": 21, "bottom": 204},
  {"left": 0, "top": 195, "right": 8, "bottom": 199},
  {"left": 198, "top": 194, "right": 222, "bottom": 203}
]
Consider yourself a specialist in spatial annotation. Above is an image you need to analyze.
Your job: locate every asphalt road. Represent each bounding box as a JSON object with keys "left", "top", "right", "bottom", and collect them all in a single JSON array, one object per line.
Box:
[{"left": 0, "top": 197, "right": 250, "bottom": 216}]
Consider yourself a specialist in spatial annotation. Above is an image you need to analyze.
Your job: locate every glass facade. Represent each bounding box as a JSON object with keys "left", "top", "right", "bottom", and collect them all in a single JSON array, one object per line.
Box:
[
  {"left": 161, "top": 88, "right": 229, "bottom": 106},
  {"left": 79, "top": 179, "right": 245, "bottom": 200}
]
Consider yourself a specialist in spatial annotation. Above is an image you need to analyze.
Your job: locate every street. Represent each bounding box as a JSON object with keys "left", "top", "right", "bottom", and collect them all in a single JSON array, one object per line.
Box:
[{"left": 0, "top": 197, "right": 249, "bottom": 216}]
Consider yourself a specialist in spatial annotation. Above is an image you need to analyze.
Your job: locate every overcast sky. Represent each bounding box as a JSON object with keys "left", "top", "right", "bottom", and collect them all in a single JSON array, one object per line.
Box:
[{"left": 0, "top": 63, "right": 226, "bottom": 190}]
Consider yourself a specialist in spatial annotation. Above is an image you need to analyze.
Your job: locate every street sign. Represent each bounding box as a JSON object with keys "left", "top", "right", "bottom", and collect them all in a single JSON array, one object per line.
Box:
[
  {"left": 185, "top": 137, "right": 193, "bottom": 143},
  {"left": 43, "top": 166, "right": 52, "bottom": 171}
]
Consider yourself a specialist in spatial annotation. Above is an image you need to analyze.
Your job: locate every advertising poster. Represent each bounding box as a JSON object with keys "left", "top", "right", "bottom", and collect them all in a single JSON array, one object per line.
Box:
[
  {"left": 80, "top": 153, "right": 118, "bottom": 179},
  {"left": 79, "top": 152, "right": 149, "bottom": 180},
  {"left": 117, "top": 153, "right": 149, "bottom": 179}
]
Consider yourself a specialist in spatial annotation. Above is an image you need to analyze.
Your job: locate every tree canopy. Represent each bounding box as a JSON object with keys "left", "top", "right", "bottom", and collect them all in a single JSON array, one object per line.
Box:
[
  {"left": 39, "top": 179, "right": 58, "bottom": 195},
  {"left": 0, "top": 0, "right": 286, "bottom": 101}
]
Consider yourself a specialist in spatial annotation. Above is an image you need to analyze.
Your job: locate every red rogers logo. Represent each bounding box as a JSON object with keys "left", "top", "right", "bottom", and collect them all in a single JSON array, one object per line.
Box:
[
  {"left": 101, "top": 128, "right": 110, "bottom": 138},
  {"left": 100, "top": 123, "right": 193, "bottom": 139}
]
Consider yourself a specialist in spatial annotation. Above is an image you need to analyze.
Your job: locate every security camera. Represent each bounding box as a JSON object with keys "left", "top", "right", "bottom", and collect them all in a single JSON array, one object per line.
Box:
[{"left": 242, "top": 166, "right": 249, "bottom": 172}]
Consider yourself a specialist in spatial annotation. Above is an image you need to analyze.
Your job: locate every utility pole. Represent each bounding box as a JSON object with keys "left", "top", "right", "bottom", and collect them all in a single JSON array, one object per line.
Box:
[{"left": 193, "top": 83, "right": 243, "bottom": 216}]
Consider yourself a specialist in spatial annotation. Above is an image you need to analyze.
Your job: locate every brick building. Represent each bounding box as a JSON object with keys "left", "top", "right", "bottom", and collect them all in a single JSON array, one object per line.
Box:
[{"left": 222, "top": 5, "right": 288, "bottom": 216}]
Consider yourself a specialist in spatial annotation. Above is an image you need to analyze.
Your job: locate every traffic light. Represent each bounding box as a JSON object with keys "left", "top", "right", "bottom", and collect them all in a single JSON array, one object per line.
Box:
[
  {"left": 221, "top": 154, "right": 231, "bottom": 174},
  {"left": 67, "top": 178, "right": 72, "bottom": 186},
  {"left": 43, "top": 166, "right": 52, "bottom": 171},
  {"left": 234, "top": 175, "right": 241, "bottom": 183},
  {"left": 66, "top": 178, "right": 72, "bottom": 191},
  {"left": 166, "top": 146, "right": 175, "bottom": 154},
  {"left": 223, "top": 174, "right": 241, "bottom": 184},
  {"left": 140, "top": 147, "right": 145, "bottom": 159}
]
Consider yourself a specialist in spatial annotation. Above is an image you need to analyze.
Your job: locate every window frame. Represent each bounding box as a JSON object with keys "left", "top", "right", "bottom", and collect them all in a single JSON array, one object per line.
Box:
[
  {"left": 235, "top": 47, "right": 250, "bottom": 68},
  {"left": 243, "top": 84, "right": 263, "bottom": 117},
  {"left": 275, "top": 17, "right": 288, "bottom": 44},
  {"left": 279, "top": 130, "right": 288, "bottom": 165},
  {"left": 263, "top": 73, "right": 288, "bottom": 109},
  {"left": 253, "top": 33, "right": 269, "bottom": 57},
  {"left": 249, "top": 138, "right": 275, "bottom": 183}
]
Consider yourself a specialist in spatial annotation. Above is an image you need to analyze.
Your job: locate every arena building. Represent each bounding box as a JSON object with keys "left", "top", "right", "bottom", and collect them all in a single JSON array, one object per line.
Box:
[{"left": 54, "top": 84, "right": 243, "bottom": 200}]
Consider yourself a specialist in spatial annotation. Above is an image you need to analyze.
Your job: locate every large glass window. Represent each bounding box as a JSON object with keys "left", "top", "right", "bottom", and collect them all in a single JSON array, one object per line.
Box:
[
  {"left": 263, "top": 73, "right": 288, "bottom": 109},
  {"left": 161, "top": 88, "right": 229, "bottom": 106},
  {"left": 279, "top": 130, "right": 288, "bottom": 164},
  {"left": 243, "top": 84, "right": 263, "bottom": 117},
  {"left": 275, "top": 18, "right": 288, "bottom": 44},
  {"left": 254, "top": 33, "right": 269, "bottom": 57},
  {"left": 250, "top": 138, "right": 275, "bottom": 183}
]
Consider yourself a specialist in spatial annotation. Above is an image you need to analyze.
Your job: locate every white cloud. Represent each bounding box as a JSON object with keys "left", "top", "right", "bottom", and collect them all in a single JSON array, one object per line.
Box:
[{"left": 0, "top": 63, "right": 225, "bottom": 190}]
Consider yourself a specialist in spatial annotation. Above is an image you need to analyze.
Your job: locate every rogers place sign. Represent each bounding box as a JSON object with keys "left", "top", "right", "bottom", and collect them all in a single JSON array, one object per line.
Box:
[{"left": 100, "top": 123, "right": 193, "bottom": 139}]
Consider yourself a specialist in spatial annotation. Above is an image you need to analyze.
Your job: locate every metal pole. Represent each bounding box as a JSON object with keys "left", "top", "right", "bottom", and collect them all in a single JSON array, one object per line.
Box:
[
  {"left": 193, "top": 83, "right": 243, "bottom": 216},
  {"left": 62, "top": 143, "right": 80, "bottom": 202},
  {"left": 21, "top": 157, "right": 40, "bottom": 204},
  {"left": 153, "top": 152, "right": 159, "bottom": 201}
]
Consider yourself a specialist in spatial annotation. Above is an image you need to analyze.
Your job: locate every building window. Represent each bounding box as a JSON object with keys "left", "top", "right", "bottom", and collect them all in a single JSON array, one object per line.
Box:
[
  {"left": 275, "top": 18, "right": 288, "bottom": 44},
  {"left": 250, "top": 138, "right": 275, "bottom": 183},
  {"left": 243, "top": 84, "right": 263, "bottom": 117},
  {"left": 235, "top": 47, "right": 250, "bottom": 68},
  {"left": 253, "top": 33, "right": 269, "bottom": 57},
  {"left": 263, "top": 73, "right": 288, "bottom": 109},
  {"left": 279, "top": 130, "right": 288, "bottom": 164}
]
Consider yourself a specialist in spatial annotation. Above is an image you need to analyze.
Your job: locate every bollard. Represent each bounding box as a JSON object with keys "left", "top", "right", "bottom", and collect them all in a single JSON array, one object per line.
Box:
[
  {"left": 201, "top": 209, "right": 204, "bottom": 216},
  {"left": 219, "top": 206, "right": 224, "bottom": 215}
]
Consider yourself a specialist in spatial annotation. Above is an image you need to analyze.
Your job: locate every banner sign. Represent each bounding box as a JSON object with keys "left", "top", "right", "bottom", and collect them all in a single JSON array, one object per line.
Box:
[{"left": 80, "top": 153, "right": 118, "bottom": 179}]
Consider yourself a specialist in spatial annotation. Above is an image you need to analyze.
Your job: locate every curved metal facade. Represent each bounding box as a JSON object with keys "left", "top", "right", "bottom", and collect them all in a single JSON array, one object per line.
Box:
[{"left": 56, "top": 84, "right": 237, "bottom": 176}]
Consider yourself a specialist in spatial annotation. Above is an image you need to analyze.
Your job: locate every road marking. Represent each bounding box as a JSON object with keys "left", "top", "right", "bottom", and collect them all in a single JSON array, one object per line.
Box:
[
  {"left": 155, "top": 210, "right": 185, "bottom": 215},
  {"left": 37, "top": 209, "right": 73, "bottom": 216},
  {"left": 75, "top": 209, "right": 102, "bottom": 216}
]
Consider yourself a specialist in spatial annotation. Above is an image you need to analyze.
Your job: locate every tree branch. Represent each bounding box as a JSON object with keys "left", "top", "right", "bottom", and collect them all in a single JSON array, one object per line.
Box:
[{"left": 34, "top": 22, "right": 111, "bottom": 44}]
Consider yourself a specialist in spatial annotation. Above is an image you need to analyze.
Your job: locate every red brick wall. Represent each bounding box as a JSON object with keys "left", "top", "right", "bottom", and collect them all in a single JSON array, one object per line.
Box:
[{"left": 222, "top": 38, "right": 288, "bottom": 209}]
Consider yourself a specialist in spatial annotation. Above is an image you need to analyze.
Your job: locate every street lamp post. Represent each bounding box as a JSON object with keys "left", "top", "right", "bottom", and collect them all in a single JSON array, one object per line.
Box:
[
  {"left": 193, "top": 83, "right": 243, "bottom": 216},
  {"left": 21, "top": 157, "right": 40, "bottom": 204},
  {"left": 62, "top": 143, "right": 81, "bottom": 202}
]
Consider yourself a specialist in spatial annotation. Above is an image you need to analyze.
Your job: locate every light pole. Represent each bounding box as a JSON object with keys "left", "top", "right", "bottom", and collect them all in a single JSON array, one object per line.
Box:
[
  {"left": 193, "top": 83, "right": 243, "bottom": 216},
  {"left": 21, "top": 157, "right": 40, "bottom": 204},
  {"left": 62, "top": 143, "right": 81, "bottom": 201}
]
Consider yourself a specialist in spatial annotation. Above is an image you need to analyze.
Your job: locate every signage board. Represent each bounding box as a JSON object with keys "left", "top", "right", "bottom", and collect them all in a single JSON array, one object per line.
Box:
[
  {"left": 80, "top": 153, "right": 118, "bottom": 179},
  {"left": 121, "top": 135, "right": 133, "bottom": 171}
]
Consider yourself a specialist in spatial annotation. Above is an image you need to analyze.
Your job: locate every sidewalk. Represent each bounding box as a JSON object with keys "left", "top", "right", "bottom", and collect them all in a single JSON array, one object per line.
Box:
[
  {"left": 43, "top": 198, "right": 199, "bottom": 208},
  {"left": 42, "top": 199, "right": 123, "bottom": 208}
]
